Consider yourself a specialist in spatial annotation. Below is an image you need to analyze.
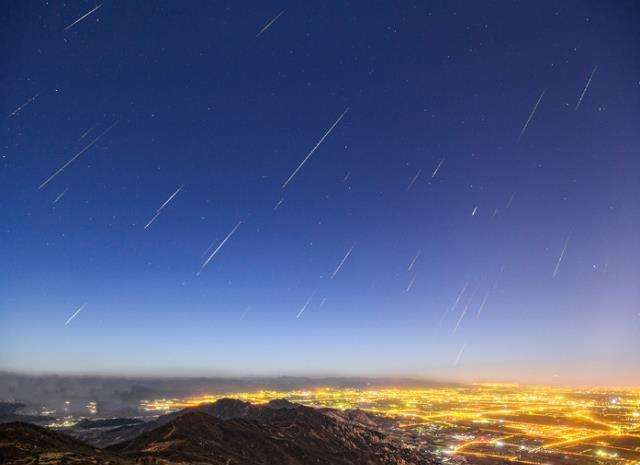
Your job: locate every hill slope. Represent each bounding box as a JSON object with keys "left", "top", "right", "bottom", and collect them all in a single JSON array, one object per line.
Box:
[
  {"left": 0, "top": 421, "right": 130, "bottom": 465},
  {"left": 109, "top": 408, "right": 431, "bottom": 465},
  {"left": 1, "top": 399, "right": 436, "bottom": 465}
]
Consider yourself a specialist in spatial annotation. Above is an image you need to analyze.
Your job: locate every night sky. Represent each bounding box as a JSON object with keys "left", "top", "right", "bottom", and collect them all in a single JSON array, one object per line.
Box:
[{"left": 2, "top": 1, "right": 639, "bottom": 385}]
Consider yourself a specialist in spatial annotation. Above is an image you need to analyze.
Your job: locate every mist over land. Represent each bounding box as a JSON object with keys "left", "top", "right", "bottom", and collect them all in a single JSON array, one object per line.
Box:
[
  {"left": 0, "top": 371, "right": 455, "bottom": 417},
  {"left": 3, "top": 371, "right": 639, "bottom": 465}
]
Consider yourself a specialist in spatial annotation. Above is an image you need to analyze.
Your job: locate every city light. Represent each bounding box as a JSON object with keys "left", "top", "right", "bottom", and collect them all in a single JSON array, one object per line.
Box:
[{"left": 141, "top": 384, "right": 640, "bottom": 464}]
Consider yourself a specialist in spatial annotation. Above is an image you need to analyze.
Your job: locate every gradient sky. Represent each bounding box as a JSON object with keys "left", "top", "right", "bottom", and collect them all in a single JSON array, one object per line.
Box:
[{"left": 2, "top": 1, "right": 639, "bottom": 385}]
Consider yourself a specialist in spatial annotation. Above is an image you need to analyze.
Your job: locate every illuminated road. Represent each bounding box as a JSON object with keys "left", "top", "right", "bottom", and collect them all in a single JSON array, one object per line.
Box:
[{"left": 141, "top": 384, "right": 640, "bottom": 464}]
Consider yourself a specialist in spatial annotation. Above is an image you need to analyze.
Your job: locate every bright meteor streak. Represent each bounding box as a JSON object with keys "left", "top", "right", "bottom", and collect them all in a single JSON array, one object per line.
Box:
[
  {"left": 282, "top": 107, "right": 350, "bottom": 189},
  {"left": 330, "top": 245, "right": 354, "bottom": 279},
  {"left": 65, "top": 303, "right": 87, "bottom": 326},
  {"left": 518, "top": 89, "right": 545, "bottom": 142},
  {"left": 197, "top": 221, "right": 243, "bottom": 275},
  {"left": 256, "top": 9, "right": 286, "bottom": 38},
  {"left": 144, "top": 186, "right": 183, "bottom": 230},
  {"left": 64, "top": 4, "right": 103, "bottom": 31},
  {"left": 432, "top": 158, "right": 444, "bottom": 178},
  {"left": 296, "top": 291, "right": 316, "bottom": 319},
  {"left": 575, "top": 65, "right": 598, "bottom": 110}
]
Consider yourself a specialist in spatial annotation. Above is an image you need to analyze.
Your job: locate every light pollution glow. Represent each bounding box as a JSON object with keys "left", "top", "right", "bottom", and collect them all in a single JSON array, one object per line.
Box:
[{"left": 141, "top": 384, "right": 640, "bottom": 464}]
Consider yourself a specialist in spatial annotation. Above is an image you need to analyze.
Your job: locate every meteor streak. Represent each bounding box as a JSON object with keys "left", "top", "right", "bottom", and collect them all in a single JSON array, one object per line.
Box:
[
  {"left": 476, "top": 288, "right": 491, "bottom": 319},
  {"left": 432, "top": 158, "right": 444, "bottom": 178},
  {"left": 79, "top": 125, "right": 96, "bottom": 140},
  {"left": 256, "top": 9, "right": 286, "bottom": 38},
  {"left": 552, "top": 232, "right": 572, "bottom": 278},
  {"left": 575, "top": 65, "right": 598, "bottom": 110},
  {"left": 518, "top": 89, "right": 545, "bottom": 141},
  {"left": 477, "top": 272, "right": 501, "bottom": 319},
  {"left": 407, "top": 250, "right": 421, "bottom": 271},
  {"left": 8, "top": 92, "right": 40, "bottom": 118},
  {"left": 296, "top": 291, "right": 316, "bottom": 319},
  {"left": 330, "top": 245, "right": 354, "bottom": 279},
  {"left": 282, "top": 107, "right": 350, "bottom": 189},
  {"left": 197, "top": 221, "right": 243, "bottom": 275},
  {"left": 439, "top": 282, "right": 468, "bottom": 324},
  {"left": 64, "top": 4, "right": 103, "bottom": 31},
  {"left": 53, "top": 188, "right": 69, "bottom": 204},
  {"left": 65, "top": 303, "right": 87, "bottom": 326},
  {"left": 454, "top": 342, "right": 467, "bottom": 366},
  {"left": 453, "top": 287, "right": 477, "bottom": 333},
  {"left": 406, "top": 169, "right": 421, "bottom": 191},
  {"left": 144, "top": 186, "right": 183, "bottom": 230},
  {"left": 38, "top": 121, "right": 118, "bottom": 189}
]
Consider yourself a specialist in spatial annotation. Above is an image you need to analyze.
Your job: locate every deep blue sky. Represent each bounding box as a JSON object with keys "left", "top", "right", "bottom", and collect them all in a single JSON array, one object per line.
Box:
[{"left": 2, "top": 1, "right": 639, "bottom": 385}]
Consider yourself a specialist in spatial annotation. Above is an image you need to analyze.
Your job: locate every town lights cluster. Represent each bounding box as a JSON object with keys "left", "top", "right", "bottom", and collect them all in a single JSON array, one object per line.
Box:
[{"left": 141, "top": 384, "right": 640, "bottom": 465}]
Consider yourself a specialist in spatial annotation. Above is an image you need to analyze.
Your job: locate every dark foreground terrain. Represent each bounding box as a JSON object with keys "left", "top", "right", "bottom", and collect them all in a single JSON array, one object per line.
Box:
[{"left": 0, "top": 398, "right": 436, "bottom": 465}]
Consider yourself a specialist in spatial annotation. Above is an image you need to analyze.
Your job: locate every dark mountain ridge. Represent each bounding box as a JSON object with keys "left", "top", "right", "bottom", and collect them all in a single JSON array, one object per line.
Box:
[
  {"left": 0, "top": 399, "right": 436, "bottom": 465},
  {"left": 0, "top": 421, "right": 129, "bottom": 465}
]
